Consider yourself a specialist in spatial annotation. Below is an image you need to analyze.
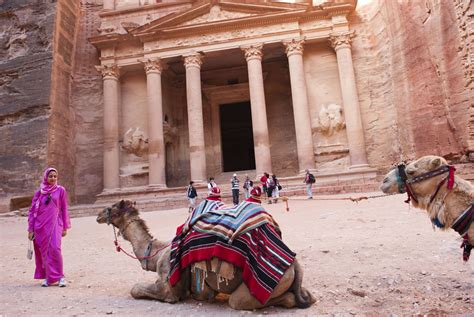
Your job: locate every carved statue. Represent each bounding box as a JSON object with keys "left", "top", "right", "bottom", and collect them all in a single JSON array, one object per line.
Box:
[
  {"left": 122, "top": 127, "right": 148, "bottom": 157},
  {"left": 318, "top": 104, "right": 345, "bottom": 136}
]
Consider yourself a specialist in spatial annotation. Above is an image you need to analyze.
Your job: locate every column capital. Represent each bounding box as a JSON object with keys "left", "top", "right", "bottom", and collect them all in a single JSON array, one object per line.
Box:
[
  {"left": 183, "top": 53, "right": 204, "bottom": 69},
  {"left": 329, "top": 31, "right": 355, "bottom": 51},
  {"left": 95, "top": 64, "right": 120, "bottom": 80},
  {"left": 142, "top": 58, "right": 164, "bottom": 74},
  {"left": 241, "top": 44, "right": 263, "bottom": 62},
  {"left": 283, "top": 38, "right": 305, "bottom": 57}
]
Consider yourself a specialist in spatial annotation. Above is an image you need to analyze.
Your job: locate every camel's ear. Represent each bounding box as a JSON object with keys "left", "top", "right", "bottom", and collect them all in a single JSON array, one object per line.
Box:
[
  {"left": 132, "top": 201, "right": 136, "bottom": 207},
  {"left": 119, "top": 200, "right": 125, "bottom": 209},
  {"left": 430, "top": 157, "right": 442, "bottom": 169}
]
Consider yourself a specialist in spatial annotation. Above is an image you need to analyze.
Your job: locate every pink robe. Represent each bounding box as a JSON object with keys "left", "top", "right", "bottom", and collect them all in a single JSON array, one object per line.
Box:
[{"left": 28, "top": 186, "right": 71, "bottom": 284}]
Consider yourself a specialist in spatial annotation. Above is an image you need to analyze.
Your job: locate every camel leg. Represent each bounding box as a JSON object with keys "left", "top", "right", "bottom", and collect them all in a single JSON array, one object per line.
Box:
[
  {"left": 228, "top": 264, "right": 297, "bottom": 310},
  {"left": 228, "top": 283, "right": 296, "bottom": 310},
  {"left": 131, "top": 281, "right": 179, "bottom": 303}
]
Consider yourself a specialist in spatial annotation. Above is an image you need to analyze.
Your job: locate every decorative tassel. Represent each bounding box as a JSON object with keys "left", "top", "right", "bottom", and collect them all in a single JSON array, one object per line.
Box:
[{"left": 447, "top": 165, "right": 456, "bottom": 190}]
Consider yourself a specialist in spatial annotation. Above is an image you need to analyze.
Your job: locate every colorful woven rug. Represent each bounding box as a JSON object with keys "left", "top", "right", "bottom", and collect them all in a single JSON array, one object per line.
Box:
[{"left": 169, "top": 201, "right": 296, "bottom": 304}]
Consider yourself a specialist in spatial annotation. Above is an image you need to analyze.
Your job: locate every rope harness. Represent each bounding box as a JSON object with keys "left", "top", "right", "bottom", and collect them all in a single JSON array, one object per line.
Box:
[
  {"left": 394, "top": 163, "right": 472, "bottom": 261},
  {"left": 105, "top": 208, "right": 170, "bottom": 270}
]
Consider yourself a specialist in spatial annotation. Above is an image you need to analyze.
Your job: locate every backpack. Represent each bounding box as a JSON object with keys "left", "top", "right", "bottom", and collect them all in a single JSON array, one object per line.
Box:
[{"left": 308, "top": 173, "right": 315, "bottom": 184}]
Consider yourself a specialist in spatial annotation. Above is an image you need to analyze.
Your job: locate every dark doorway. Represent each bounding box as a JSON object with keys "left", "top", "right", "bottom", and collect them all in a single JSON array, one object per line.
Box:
[{"left": 219, "top": 102, "right": 256, "bottom": 172}]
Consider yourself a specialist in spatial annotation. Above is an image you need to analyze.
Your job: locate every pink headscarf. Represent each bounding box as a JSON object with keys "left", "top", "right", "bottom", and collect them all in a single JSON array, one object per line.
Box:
[{"left": 40, "top": 167, "right": 59, "bottom": 195}]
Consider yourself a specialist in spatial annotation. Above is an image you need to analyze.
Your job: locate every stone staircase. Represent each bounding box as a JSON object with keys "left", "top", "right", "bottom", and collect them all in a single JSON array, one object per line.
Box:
[{"left": 69, "top": 166, "right": 381, "bottom": 218}]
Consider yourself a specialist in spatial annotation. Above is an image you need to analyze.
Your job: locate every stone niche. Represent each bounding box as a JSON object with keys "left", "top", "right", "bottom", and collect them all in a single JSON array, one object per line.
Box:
[
  {"left": 119, "top": 70, "right": 149, "bottom": 187},
  {"left": 303, "top": 43, "right": 350, "bottom": 170}
]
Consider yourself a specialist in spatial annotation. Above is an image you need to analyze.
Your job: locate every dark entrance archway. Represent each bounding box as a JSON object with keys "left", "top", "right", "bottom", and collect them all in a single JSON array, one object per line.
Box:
[{"left": 219, "top": 102, "right": 256, "bottom": 172}]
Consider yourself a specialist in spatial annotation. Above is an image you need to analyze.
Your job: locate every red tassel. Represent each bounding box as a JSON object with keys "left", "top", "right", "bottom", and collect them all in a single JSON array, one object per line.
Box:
[{"left": 447, "top": 165, "right": 456, "bottom": 190}]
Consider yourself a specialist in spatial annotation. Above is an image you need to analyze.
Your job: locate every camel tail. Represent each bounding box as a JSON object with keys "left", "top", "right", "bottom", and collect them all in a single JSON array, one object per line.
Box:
[{"left": 291, "top": 259, "right": 316, "bottom": 308}]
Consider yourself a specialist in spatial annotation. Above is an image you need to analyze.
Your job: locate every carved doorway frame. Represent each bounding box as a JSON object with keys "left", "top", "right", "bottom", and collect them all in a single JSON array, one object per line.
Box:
[{"left": 203, "top": 83, "right": 251, "bottom": 175}]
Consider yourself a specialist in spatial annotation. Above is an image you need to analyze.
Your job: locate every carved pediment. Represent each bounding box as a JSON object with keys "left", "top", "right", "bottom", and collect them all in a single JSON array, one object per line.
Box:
[
  {"left": 177, "top": 5, "right": 255, "bottom": 26},
  {"left": 131, "top": 1, "right": 301, "bottom": 35}
]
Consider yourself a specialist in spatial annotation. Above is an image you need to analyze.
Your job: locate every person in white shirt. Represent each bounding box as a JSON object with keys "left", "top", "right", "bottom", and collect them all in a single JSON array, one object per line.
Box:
[{"left": 207, "top": 177, "right": 217, "bottom": 194}]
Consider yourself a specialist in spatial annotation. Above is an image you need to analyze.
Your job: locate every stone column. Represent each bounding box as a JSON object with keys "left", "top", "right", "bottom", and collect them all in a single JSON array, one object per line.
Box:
[
  {"left": 330, "top": 31, "right": 369, "bottom": 167},
  {"left": 241, "top": 44, "right": 272, "bottom": 176},
  {"left": 183, "top": 53, "right": 207, "bottom": 182},
  {"left": 143, "top": 59, "right": 166, "bottom": 187},
  {"left": 103, "top": 0, "right": 114, "bottom": 10},
  {"left": 96, "top": 64, "right": 120, "bottom": 190},
  {"left": 283, "top": 38, "right": 315, "bottom": 173}
]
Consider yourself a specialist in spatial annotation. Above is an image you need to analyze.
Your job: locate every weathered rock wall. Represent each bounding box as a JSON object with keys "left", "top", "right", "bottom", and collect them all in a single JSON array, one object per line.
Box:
[
  {"left": 0, "top": 1, "right": 57, "bottom": 210},
  {"left": 47, "top": 0, "right": 81, "bottom": 201},
  {"left": 71, "top": 0, "right": 104, "bottom": 203},
  {"left": 350, "top": 0, "right": 473, "bottom": 170}
]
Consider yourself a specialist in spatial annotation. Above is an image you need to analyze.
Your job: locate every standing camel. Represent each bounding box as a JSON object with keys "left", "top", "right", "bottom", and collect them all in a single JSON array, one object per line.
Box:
[
  {"left": 96, "top": 200, "right": 315, "bottom": 309},
  {"left": 380, "top": 155, "right": 473, "bottom": 261}
]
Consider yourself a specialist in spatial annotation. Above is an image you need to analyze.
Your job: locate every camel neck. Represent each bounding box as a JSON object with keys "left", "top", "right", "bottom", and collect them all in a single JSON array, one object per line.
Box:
[{"left": 120, "top": 218, "right": 167, "bottom": 272}]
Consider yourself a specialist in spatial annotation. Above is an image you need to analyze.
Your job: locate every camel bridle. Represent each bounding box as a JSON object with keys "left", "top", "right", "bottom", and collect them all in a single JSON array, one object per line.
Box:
[
  {"left": 395, "top": 163, "right": 473, "bottom": 262},
  {"left": 104, "top": 206, "right": 170, "bottom": 271},
  {"left": 395, "top": 163, "right": 456, "bottom": 204}
]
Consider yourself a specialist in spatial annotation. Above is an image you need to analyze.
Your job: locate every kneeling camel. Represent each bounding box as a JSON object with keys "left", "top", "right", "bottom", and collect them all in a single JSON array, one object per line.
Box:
[{"left": 96, "top": 200, "right": 315, "bottom": 310}]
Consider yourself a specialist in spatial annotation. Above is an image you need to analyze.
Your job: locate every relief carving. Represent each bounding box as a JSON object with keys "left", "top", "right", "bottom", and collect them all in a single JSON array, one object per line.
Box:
[
  {"left": 329, "top": 31, "right": 355, "bottom": 51},
  {"left": 151, "top": 24, "right": 293, "bottom": 51},
  {"left": 283, "top": 38, "right": 305, "bottom": 57},
  {"left": 95, "top": 64, "right": 120, "bottom": 79},
  {"left": 163, "top": 121, "right": 178, "bottom": 143},
  {"left": 97, "top": 25, "right": 117, "bottom": 35},
  {"left": 318, "top": 104, "right": 345, "bottom": 136},
  {"left": 122, "top": 127, "right": 148, "bottom": 157},
  {"left": 121, "top": 22, "right": 140, "bottom": 33},
  {"left": 183, "top": 53, "right": 203, "bottom": 68},
  {"left": 179, "top": 5, "right": 254, "bottom": 26},
  {"left": 241, "top": 44, "right": 263, "bottom": 61},
  {"left": 143, "top": 58, "right": 163, "bottom": 74}
]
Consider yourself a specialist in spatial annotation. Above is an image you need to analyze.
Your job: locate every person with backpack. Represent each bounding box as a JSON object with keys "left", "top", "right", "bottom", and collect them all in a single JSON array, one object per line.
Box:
[
  {"left": 271, "top": 174, "right": 280, "bottom": 204},
  {"left": 186, "top": 181, "right": 198, "bottom": 213},
  {"left": 266, "top": 175, "right": 276, "bottom": 204},
  {"left": 304, "top": 169, "right": 315, "bottom": 199},
  {"left": 242, "top": 174, "right": 253, "bottom": 199}
]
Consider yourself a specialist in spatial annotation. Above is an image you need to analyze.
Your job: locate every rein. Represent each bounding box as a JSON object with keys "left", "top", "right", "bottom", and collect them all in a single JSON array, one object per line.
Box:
[{"left": 106, "top": 208, "right": 170, "bottom": 269}]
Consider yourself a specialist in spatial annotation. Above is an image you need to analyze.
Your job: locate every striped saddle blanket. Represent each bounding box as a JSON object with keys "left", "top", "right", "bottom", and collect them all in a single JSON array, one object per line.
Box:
[
  {"left": 180, "top": 201, "right": 279, "bottom": 243},
  {"left": 169, "top": 202, "right": 296, "bottom": 304}
]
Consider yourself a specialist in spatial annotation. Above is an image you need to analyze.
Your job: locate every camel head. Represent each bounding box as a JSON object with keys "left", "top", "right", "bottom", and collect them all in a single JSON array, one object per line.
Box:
[
  {"left": 380, "top": 155, "right": 449, "bottom": 197},
  {"left": 97, "top": 200, "right": 139, "bottom": 228}
]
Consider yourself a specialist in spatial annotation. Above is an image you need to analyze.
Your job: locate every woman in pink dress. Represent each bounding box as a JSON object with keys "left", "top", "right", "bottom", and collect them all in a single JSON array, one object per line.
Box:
[{"left": 27, "top": 167, "right": 71, "bottom": 287}]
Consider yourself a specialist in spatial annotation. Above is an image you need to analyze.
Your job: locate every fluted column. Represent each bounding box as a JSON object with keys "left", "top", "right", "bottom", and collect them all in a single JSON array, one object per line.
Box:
[
  {"left": 96, "top": 64, "right": 120, "bottom": 190},
  {"left": 183, "top": 53, "right": 207, "bottom": 182},
  {"left": 330, "top": 31, "right": 368, "bottom": 167},
  {"left": 241, "top": 44, "right": 272, "bottom": 176},
  {"left": 143, "top": 59, "right": 166, "bottom": 187},
  {"left": 283, "top": 38, "right": 315, "bottom": 173}
]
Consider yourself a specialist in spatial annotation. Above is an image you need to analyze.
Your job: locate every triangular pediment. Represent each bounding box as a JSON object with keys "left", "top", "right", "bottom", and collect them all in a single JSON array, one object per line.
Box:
[
  {"left": 176, "top": 6, "right": 256, "bottom": 27},
  {"left": 132, "top": 1, "right": 306, "bottom": 35}
]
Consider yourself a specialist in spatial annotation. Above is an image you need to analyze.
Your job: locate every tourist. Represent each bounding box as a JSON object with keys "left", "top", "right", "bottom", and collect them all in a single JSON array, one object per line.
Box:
[
  {"left": 27, "top": 167, "right": 71, "bottom": 287},
  {"left": 207, "top": 177, "right": 217, "bottom": 194},
  {"left": 186, "top": 181, "right": 197, "bottom": 213},
  {"left": 266, "top": 175, "right": 276, "bottom": 204},
  {"left": 271, "top": 174, "right": 280, "bottom": 204},
  {"left": 246, "top": 186, "right": 262, "bottom": 204},
  {"left": 242, "top": 174, "right": 253, "bottom": 199},
  {"left": 231, "top": 173, "right": 240, "bottom": 206},
  {"left": 260, "top": 172, "right": 269, "bottom": 198},
  {"left": 304, "top": 169, "right": 315, "bottom": 199}
]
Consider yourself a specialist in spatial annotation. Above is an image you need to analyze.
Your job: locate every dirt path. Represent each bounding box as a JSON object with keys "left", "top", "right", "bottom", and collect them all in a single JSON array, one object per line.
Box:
[{"left": 1, "top": 193, "right": 472, "bottom": 316}]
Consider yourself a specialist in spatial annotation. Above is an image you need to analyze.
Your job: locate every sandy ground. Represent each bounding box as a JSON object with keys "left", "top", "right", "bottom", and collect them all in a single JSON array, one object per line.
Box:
[{"left": 0, "top": 192, "right": 473, "bottom": 316}]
